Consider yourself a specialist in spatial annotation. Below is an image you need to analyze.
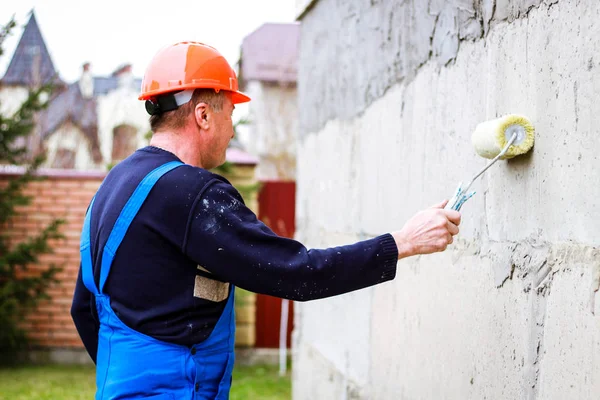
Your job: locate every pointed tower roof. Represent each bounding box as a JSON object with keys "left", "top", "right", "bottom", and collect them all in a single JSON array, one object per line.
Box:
[{"left": 1, "top": 11, "right": 61, "bottom": 86}]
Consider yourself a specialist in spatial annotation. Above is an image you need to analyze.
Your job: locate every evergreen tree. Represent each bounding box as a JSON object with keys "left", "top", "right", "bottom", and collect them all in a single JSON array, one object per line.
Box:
[{"left": 0, "top": 17, "right": 63, "bottom": 364}]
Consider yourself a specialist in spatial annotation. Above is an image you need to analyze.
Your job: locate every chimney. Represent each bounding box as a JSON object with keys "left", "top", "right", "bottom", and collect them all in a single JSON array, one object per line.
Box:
[
  {"left": 79, "top": 62, "right": 94, "bottom": 99},
  {"left": 28, "top": 45, "right": 41, "bottom": 89},
  {"left": 112, "top": 63, "right": 133, "bottom": 89}
]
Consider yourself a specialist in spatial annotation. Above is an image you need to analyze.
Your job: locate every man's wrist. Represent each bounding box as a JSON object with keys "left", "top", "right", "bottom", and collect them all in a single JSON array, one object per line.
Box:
[{"left": 391, "top": 231, "right": 414, "bottom": 260}]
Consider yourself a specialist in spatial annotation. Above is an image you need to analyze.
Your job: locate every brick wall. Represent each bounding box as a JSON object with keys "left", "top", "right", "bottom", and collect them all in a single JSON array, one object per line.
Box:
[
  {"left": 219, "top": 164, "right": 258, "bottom": 348},
  {"left": 0, "top": 168, "right": 104, "bottom": 349},
  {"left": 1, "top": 162, "right": 258, "bottom": 354}
]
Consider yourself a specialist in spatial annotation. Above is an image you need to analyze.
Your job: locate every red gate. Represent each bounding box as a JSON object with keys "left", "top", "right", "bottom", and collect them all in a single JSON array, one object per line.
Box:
[{"left": 256, "top": 181, "right": 295, "bottom": 348}]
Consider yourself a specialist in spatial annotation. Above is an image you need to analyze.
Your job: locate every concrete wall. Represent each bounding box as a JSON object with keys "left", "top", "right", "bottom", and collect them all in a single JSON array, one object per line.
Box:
[
  {"left": 294, "top": 0, "right": 600, "bottom": 399},
  {"left": 244, "top": 80, "right": 298, "bottom": 180}
]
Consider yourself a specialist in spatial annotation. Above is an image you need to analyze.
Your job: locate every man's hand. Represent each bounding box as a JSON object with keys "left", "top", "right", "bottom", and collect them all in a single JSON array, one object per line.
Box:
[{"left": 391, "top": 200, "right": 461, "bottom": 259}]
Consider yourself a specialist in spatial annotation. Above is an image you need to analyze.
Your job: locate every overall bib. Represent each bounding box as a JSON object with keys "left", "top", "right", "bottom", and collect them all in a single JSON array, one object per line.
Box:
[{"left": 80, "top": 161, "right": 236, "bottom": 399}]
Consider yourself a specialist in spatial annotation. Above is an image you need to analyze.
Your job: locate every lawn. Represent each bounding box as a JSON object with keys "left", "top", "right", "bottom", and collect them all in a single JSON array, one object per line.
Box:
[{"left": 0, "top": 363, "right": 291, "bottom": 400}]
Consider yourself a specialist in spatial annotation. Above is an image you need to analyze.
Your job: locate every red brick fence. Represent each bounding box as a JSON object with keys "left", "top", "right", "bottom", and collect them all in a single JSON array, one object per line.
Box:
[
  {"left": 1, "top": 162, "right": 262, "bottom": 363},
  {"left": 1, "top": 168, "right": 104, "bottom": 353}
]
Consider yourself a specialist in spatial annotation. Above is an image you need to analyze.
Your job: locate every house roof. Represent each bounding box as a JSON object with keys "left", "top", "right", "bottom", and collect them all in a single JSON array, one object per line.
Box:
[
  {"left": 92, "top": 76, "right": 143, "bottom": 96},
  {"left": 226, "top": 147, "right": 258, "bottom": 165},
  {"left": 36, "top": 83, "right": 102, "bottom": 163},
  {"left": 240, "top": 23, "right": 300, "bottom": 86},
  {"left": 1, "top": 11, "right": 62, "bottom": 87}
]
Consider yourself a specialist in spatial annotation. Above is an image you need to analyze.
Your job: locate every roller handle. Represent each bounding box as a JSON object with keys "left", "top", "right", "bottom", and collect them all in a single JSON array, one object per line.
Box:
[
  {"left": 445, "top": 196, "right": 459, "bottom": 210},
  {"left": 444, "top": 132, "right": 518, "bottom": 212},
  {"left": 444, "top": 183, "right": 463, "bottom": 211}
]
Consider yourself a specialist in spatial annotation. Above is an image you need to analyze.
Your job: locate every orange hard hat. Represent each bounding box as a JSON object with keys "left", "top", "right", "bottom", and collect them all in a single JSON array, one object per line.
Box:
[{"left": 139, "top": 41, "right": 250, "bottom": 108}]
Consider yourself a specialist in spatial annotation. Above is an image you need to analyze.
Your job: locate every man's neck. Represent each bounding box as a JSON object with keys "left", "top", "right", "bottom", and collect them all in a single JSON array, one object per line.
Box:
[{"left": 150, "top": 132, "right": 202, "bottom": 168}]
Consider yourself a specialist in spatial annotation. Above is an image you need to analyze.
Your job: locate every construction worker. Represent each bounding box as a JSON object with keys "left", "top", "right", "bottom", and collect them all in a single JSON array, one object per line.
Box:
[{"left": 71, "top": 41, "right": 461, "bottom": 399}]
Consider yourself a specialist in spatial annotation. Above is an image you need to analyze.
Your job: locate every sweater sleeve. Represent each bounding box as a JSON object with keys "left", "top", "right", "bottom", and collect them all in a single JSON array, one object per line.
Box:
[
  {"left": 70, "top": 265, "right": 99, "bottom": 364},
  {"left": 183, "top": 180, "right": 398, "bottom": 301}
]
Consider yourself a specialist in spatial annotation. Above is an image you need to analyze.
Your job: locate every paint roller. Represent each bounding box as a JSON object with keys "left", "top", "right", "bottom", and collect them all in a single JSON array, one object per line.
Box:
[{"left": 445, "top": 114, "right": 535, "bottom": 211}]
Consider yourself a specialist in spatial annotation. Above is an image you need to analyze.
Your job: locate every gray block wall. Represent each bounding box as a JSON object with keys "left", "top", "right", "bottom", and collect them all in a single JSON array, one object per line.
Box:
[{"left": 294, "top": 0, "right": 600, "bottom": 399}]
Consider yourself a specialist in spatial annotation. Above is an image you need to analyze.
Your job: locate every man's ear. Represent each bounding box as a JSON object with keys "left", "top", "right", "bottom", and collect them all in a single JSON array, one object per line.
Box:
[{"left": 194, "top": 103, "right": 210, "bottom": 130}]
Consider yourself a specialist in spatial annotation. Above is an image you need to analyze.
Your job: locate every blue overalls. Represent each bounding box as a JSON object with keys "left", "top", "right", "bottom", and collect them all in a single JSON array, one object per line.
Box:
[{"left": 80, "top": 161, "right": 236, "bottom": 399}]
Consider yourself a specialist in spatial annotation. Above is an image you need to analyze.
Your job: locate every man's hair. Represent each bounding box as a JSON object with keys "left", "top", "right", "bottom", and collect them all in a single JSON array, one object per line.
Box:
[{"left": 149, "top": 89, "right": 225, "bottom": 132}]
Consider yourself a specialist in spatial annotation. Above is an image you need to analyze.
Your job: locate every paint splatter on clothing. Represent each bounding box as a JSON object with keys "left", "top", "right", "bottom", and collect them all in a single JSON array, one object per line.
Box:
[{"left": 71, "top": 146, "right": 398, "bottom": 363}]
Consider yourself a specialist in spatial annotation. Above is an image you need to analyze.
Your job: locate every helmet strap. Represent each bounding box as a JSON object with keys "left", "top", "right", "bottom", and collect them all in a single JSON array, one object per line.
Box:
[{"left": 145, "top": 89, "right": 195, "bottom": 115}]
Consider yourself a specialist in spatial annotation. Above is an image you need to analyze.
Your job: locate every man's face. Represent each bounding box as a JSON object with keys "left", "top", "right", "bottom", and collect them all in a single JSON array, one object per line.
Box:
[{"left": 208, "top": 94, "right": 235, "bottom": 168}]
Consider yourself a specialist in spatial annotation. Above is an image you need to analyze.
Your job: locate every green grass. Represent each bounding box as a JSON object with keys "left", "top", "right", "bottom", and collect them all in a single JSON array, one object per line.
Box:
[
  {"left": 0, "top": 365, "right": 95, "bottom": 400},
  {"left": 231, "top": 364, "right": 291, "bottom": 400},
  {"left": 0, "top": 363, "right": 291, "bottom": 400}
]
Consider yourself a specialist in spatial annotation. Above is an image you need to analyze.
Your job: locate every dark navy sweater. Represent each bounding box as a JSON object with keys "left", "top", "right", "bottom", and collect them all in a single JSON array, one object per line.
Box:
[{"left": 71, "top": 146, "right": 398, "bottom": 363}]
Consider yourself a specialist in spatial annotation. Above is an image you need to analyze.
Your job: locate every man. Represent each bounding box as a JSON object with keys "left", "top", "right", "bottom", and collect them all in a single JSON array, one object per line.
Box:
[{"left": 71, "top": 41, "right": 461, "bottom": 399}]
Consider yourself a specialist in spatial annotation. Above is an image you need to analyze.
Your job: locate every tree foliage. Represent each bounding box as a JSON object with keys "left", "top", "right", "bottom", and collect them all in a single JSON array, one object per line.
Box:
[{"left": 0, "top": 16, "right": 63, "bottom": 364}]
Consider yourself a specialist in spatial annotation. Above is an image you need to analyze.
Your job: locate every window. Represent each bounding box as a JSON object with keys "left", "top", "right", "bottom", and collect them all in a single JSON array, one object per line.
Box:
[
  {"left": 112, "top": 124, "right": 138, "bottom": 161},
  {"left": 53, "top": 148, "right": 76, "bottom": 169}
]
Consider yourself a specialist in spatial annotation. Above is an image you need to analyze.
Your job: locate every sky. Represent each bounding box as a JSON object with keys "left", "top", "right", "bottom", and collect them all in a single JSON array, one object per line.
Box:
[{"left": 0, "top": 0, "right": 297, "bottom": 83}]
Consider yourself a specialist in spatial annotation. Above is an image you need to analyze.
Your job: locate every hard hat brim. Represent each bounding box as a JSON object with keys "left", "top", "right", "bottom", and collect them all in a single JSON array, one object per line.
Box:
[{"left": 231, "top": 91, "right": 251, "bottom": 104}]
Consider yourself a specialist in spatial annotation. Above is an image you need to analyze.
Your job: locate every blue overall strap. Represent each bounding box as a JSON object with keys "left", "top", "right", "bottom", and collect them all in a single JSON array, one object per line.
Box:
[
  {"left": 80, "top": 197, "right": 99, "bottom": 295},
  {"left": 97, "top": 160, "right": 183, "bottom": 294}
]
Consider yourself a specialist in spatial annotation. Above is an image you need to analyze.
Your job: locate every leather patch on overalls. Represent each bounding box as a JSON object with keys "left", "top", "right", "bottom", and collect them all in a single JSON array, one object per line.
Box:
[{"left": 194, "top": 266, "right": 229, "bottom": 302}]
